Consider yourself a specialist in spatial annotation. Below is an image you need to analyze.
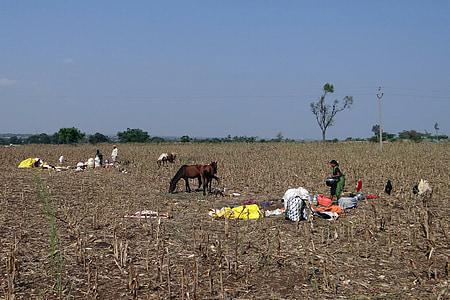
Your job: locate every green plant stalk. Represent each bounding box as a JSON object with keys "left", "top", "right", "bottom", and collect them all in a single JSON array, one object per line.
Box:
[{"left": 33, "top": 173, "right": 64, "bottom": 295}]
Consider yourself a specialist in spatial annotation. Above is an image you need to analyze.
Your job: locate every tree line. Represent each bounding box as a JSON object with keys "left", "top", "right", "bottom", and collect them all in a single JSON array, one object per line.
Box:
[
  {"left": 0, "top": 128, "right": 153, "bottom": 145},
  {"left": 0, "top": 126, "right": 447, "bottom": 146}
]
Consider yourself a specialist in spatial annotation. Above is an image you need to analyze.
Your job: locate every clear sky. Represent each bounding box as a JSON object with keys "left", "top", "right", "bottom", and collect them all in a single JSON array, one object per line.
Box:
[{"left": 1, "top": 1, "right": 449, "bottom": 139}]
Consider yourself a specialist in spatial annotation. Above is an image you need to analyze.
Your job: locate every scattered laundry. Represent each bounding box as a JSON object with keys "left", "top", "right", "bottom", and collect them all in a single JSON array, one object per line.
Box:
[
  {"left": 259, "top": 201, "right": 274, "bottom": 208},
  {"left": 264, "top": 208, "right": 285, "bottom": 217},
  {"left": 317, "top": 195, "right": 332, "bottom": 207},
  {"left": 282, "top": 187, "right": 311, "bottom": 221},
  {"left": 338, "top": 197, "right": 358, "bottom": 210},
  {"left": 18, "top": 157, "right": 44, "bottom": 168},
  {"left": 417, "top": 179, "right": 432, "bottom": 195},
  {"left": 209, "top": 204, "right": 262, "bottom": 220},
  {"left": 314, "top": 211, "right": 339, "bottom": 221},
  {"left": 355, "top": 179, "right": 363, "bottom": 192},
  {"left": 124, "top": 210, "right": 170, "bottom": 219},
  {"left": 314, "top": 205, "right": 343, "bottom": 215}
]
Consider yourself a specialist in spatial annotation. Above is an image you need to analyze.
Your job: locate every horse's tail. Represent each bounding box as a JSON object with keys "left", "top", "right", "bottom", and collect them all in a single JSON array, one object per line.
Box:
[{"left": 169, "top": 165, "right": 186, "bottom": 193}]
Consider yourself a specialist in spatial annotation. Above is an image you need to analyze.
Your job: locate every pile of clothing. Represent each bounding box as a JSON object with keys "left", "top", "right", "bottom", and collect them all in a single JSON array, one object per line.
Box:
[{"left": 281, "top": 187, "right": 366, "bottom": 222}]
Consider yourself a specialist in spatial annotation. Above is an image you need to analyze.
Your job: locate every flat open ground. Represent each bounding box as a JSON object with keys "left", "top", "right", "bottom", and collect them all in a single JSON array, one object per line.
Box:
[{"left": 1, "top": 142, "right": 449, "bottom": 299}]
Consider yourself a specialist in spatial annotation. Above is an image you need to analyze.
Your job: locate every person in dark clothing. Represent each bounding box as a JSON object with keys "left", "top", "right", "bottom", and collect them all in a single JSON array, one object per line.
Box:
[
  {"left": 329, "top": 160, "right": 345, "bottom": 201},
  {"left": 96, "top": 149, "right": 103, "bottom": 166}
]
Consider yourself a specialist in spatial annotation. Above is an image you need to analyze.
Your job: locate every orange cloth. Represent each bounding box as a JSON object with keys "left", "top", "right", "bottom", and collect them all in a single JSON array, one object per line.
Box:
[{"left": 313, "top": 205, "right": 343, "bottom": 214}]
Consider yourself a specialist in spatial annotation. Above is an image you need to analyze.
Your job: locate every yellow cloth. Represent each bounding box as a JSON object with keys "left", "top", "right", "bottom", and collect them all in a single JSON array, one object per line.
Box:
[
  {"left": 18, "top": 158, "right": 39, "bottom": 168},
  {"left": 211, "top": 204, "right": 262, "bottom": 220}
]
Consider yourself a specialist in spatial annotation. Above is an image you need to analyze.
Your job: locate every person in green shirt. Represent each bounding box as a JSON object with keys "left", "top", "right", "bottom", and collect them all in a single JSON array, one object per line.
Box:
[{"left": 329, "top": 160, "right": 345, "bottom": 201}]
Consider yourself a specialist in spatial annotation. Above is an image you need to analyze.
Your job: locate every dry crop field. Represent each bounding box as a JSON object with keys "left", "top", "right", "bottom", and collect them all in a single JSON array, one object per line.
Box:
[{"left": 0, "top": 142, "right": 449, "bottom": 299}]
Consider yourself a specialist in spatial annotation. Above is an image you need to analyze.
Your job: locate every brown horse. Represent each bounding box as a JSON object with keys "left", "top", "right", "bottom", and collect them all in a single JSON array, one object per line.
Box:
[
  {"left": 169, "top": 162, "right": 219, "bottom": 195},
  {"left": 199, "top": 161, "right": 219, "bottom": 195}
]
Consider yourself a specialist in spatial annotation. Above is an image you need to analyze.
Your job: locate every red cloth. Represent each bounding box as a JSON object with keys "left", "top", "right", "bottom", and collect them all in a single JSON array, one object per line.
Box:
[
  {"left": 366, "top": 194, "right": 379, "bottom": 199},
  {"left": 317, "top": 194, "right": 332, "bottom": 207},
  {"left": 356, "top": 179, "right": 363, "bottom": 192}
]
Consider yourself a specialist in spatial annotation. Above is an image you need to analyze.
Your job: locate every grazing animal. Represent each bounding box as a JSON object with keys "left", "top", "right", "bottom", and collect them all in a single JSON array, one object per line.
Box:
[
  {"left": 199, "top": 161, "right": 219, "bottom": 195},
  {"left": 169, "top": 162, "right": 219, "bottom": 194},
  {"left": 157, "top": 152, "right": 177, "bottom": 167}
]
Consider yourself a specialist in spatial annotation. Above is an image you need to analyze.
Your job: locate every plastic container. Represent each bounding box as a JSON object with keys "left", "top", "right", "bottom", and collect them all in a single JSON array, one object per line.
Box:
[{"left": 325, "top": 177, "right": 338, "bottom": 187}]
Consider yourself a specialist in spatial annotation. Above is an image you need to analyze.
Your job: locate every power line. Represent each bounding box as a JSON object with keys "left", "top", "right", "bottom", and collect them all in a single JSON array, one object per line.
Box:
[{"left": 2, "top": 89, "right": 449, "bottom": 102}]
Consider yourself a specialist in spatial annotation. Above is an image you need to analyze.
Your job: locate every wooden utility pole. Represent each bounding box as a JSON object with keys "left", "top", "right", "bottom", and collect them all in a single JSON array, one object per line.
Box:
[{"left": 377, "top": 87, "right": 384, "bottom": 151}]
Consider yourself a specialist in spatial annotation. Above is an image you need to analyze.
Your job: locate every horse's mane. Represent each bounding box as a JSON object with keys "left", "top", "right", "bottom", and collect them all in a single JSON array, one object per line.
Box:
[{"left": 170, "top": 165, "right": 187, "bottom": 184}]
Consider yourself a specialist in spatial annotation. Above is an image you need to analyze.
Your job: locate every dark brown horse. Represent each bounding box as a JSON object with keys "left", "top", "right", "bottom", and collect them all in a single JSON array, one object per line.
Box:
[
  {"left": 169, "top": 162, "right": 219, "bottom": 195},
  {"left": 199, "top": 162, "right": 219, "bottom": 195}
]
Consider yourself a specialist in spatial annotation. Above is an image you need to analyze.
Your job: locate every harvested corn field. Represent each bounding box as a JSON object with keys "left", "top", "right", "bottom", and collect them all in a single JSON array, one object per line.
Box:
[{"left": 1, "top": 142, "right": 449, "bottom": 299}]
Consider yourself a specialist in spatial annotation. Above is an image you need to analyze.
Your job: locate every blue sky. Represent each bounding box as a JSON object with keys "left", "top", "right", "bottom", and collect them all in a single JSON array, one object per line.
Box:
[{"left": 1, "top": 1, "right": 449, "bottom": 139}]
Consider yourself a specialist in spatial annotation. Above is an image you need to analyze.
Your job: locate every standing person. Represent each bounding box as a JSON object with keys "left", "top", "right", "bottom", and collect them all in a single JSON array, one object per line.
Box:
[
  {"left": 328, "top": 160, "right": 345, "bottom": 201},
  {"left": 95, "top": 149, "right": 103, "bottom": 167},
  {"left": 111, "top": 145, "right": 118, "bottom": 164}
]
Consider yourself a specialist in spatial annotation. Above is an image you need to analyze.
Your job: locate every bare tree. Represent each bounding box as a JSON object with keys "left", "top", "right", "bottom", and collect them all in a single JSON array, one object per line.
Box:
[
  {"left": 434, "top": 122, "right": 439, "bottom": 137},
  {"left": 310, "top": 83, "right": 353, "bottom": 141}
]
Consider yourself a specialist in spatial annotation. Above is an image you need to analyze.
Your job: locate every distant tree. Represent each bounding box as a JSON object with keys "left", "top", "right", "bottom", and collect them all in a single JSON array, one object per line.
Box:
[
  {"left": 88, "top": 132, "right": 110, "bottom": 144},
  {"left": 434, "top": 122, "right": 439, "bottom": 137},
  {"left": 26, "top": 133, "right": 52, "bottom": 144},
  {"left": 9, "top": 136, "right": 23, "bottom": 144},
  {"left": 150, "top": 136, "right": 165, "bottom": 143},
  {"left": 56, "top": 127, "right": 85, "bottom": 144},
  {"left": 398, "top": 130, "right": 425, "bottom": 142},
  {"left": 310, "top": 83, "right": 353, "bottom": 141},
  {"left": 371, "top": 124, "right": 380, "bottom": 137},
  {"left": 0, "top": 137, "right": 7, "bottom": 145},
  {"left": 210, "top": 138, "right": 222, "bottom": 143},
  {"left": 231, "top": 136, "right": 256, "bottom": 143},
  {"left": 274, "top": 132, "right": 284, "bottom": 142},
  {"left": 370, "top": 124, "right": 396, "bottom": 142},
  {"left": 180, "top": 135, "right": 191, "bottom": 143},
  {"left": 117, "top": 128, "right": 150, "bottom": 143},
  {"left": 51, "top": 133, "right": 60, "bottom": 144}
]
